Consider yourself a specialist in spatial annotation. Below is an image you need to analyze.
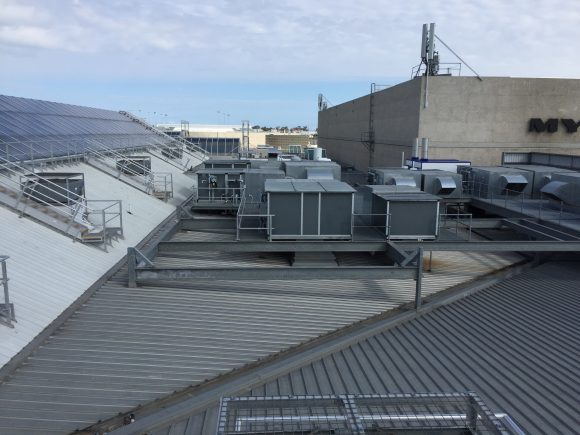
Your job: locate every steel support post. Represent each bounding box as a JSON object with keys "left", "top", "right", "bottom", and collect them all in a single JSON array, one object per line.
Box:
[
  {"left": 1, "top": 259, "right": 14, "bottom": 327},
  {"left": 415, "top": 248, "right": 424, "bottom": 310},
  {"left": 127, "top": 247, "right": 137, "bottom": 288}
]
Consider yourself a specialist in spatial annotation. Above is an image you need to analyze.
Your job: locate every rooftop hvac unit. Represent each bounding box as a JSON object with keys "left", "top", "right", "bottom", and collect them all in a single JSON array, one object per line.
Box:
[
  {"left": 406, "top": 157, "right": 471, "bottom": 171},
  {"left": 203, "top": 159, "right": 251, "bottom": 169},
  {"left": 306, "top": 167, "right": 335, "bottom": 180},
  {"left": 283, "top": 161, "right": 341, "bottom": 180},
  {"left": 368, "top": 168, "right": 421, "bottom": 187},
  {"left": 468, "top": 167, "right": 532, "bottom": 199},
  {"left": 194, "top": 168, "right": 245, "bottom": 207},
  {"left": 363, "top": 185, "right": 440, "bottom": 240},
  {"left": 265, "top": 179, "right": 355, "bottom": 240},
  {"left": 116, "top": 156, "right": 151, "bottom": 175},
  {"left": 22, "top": 173, "right": 85, "bottom": 205},
  {"left": 541, "top": 172, "right": 580, "bottom": 206},
  {"left": 243, "top": 169, "right": 285, "bottom": 202},
  {"left": 505, "top": 164, "right": 576, "bottom": 199},
  {"left": 420, "top": 170, "right": 463, "bottom": 198}
]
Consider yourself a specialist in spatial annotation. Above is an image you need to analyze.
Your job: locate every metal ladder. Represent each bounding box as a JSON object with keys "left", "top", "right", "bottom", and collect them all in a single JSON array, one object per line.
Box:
[{"left": 0, "top": 158, "right": 122, "bottom": 246}]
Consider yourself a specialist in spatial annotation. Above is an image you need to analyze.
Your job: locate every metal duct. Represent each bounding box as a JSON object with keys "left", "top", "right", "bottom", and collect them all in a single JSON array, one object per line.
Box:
[
  {"left": 387, "top": 175, "right": 417, "bottom": 187},
  {"left": 434, "top": 176, "right": 457, "bottom": 195},
  {"left": 421, "top": 138, "right": 429, "bottom": 159},
  {"left": 306, "top": 167, "right": 334, "bottom": 180},
  {"left": 498, "top": 174, "right": 528, "bottom": 193},
  {"left": 413, "top": 138, "right": 419, "bottom": 158},
  {"left": 540, "top": 181, "right": 569, "bottom": 203}
]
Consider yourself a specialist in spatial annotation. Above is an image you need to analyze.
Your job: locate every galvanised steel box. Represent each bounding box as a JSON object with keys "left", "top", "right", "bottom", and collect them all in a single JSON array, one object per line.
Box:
[
  {"left": 283, "top": 161, "right": 341, "bottom": 180},
  {"left": 365, "top": 185, "right": 440, "bottom": 240},
  {"left": 265, "top": 179, "right": 355, "bottom": 240}
]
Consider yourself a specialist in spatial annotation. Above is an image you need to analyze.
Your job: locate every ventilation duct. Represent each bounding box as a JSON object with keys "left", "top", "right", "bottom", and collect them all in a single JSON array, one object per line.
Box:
[
  {"left": 498, "top": 174, "right": 528, "bottom": 193},
  {"left": 306, "top": 167, "right": 334, "bottom": 180},
  {"left": 540, "top": 181, "right": 570, "bottom": 203},
  {"left": 434, "top": 176, "right": 457, "bottom": 195},
  {"left": 386, "top": 175, "right": 417, "bottom": 187}
]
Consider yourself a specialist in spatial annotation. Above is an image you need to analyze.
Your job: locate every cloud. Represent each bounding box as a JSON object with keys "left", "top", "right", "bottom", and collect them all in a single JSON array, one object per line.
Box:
[
  {"left": 0, "top": 0, "right": 579, "bottom": 81},
  {"left": 0, "top": 25, "right": 63, "bottom": 49}
]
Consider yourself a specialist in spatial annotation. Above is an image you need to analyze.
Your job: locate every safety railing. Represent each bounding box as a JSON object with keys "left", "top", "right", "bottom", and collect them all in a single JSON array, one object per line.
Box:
[
  {"left": 438, "top": 213, "right": 473, "bottom": 241},
  {"left": 466, "top": 178, "right": 580, "bottom": 228},
  {"left": 235, "top": 190, "right": 274, "bottom": 240},
  {"left": 152, "top": 172, "right": 173, "bottom": 201},
  {"left": 0, "top": 256, "right": 15, "bottom": 328},
  {"left": 411, "top": 62, "right": 462, "bottom": 78},
  {"left": 1, "top": 137, "right": 85, "bottom": 168},
  {"left": 0, "top": 158, "right": 122, "bottom": 247},
  {"left": 351, "top": 213, "right": 390, "bottom": 241},
  {"left": 194, "top": 186, "right": 244, "bottom": 206},
  {"left": 119, "top": 111, "right": 208, "bottom": 168}
]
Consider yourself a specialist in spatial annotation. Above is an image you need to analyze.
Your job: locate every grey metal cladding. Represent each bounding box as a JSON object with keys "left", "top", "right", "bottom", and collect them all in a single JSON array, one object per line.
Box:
[
  {"left": 388, "top": 201, "right": 438, "bottom": 237},
  {"left": 269, "top": 193, "right": 301, "bottom": 235},
  {"left": 320, "top": 194, "right": 352, "bottom": 235},
  {"left": 302, "top": 193, "right": 319, "bottom": 235},
  {"left": 248, "top": 261, "right": 580, "bottom": 435},
  {"left": 155, "top": 261, "right": 580, "bottom": 435}
]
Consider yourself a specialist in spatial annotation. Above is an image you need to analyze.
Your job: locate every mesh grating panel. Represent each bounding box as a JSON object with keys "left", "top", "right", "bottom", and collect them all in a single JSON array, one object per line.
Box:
[{"left": 216, "top": 393, "right": 510, "bottom": 435}]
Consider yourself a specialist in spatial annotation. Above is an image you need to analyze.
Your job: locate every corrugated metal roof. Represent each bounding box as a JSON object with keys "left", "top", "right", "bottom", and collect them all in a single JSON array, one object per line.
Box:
[
  {"left": 0, "top": 156, "right": 198, "bottom": 368},
  {"left": 0, "top": 237, "right": 519, "bottom": 433},
  {"left": 154, "top": 261, "right": 580, "bottom": 435}
]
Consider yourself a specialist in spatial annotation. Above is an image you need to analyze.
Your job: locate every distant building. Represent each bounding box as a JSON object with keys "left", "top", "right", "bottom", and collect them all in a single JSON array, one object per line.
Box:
[
  {"left": 318, "top": 76, "right": 580, "bottom": 171},
  {"left": 265, "top": 133, "right": 313, "bottom": 151}
]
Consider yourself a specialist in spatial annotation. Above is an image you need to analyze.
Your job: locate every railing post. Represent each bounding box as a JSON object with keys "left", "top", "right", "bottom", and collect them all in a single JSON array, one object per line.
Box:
[
  {"left": 1, "top": 258, "right": 14, "bottom": 327},
  {"left": 127, "top": 247, "right": 137, "bottom": 288},
  {"left": 415, "top": 247, "right": 424, "bottom": 311}
]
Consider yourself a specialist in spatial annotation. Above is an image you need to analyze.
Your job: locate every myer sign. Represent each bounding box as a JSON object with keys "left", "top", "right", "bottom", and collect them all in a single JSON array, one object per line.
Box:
[{"left": 529, "top": 118, "right": 580, "bottom": 133}]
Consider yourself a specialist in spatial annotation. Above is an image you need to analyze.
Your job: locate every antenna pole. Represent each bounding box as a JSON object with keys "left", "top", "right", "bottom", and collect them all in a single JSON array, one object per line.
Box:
[{"left": 434, "top": 35, "right": 483, "bottom": 81}]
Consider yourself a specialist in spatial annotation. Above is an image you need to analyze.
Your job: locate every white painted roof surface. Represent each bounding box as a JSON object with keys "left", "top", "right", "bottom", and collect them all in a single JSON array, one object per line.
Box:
[{"left": 0, "top": 154, "right": 199, "bottom": 367}]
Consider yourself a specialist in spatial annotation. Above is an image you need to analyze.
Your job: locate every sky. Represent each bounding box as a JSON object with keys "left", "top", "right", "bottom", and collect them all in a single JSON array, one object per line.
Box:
[{"left": 1, "top": 0, "right": 580, "bottom": 129}]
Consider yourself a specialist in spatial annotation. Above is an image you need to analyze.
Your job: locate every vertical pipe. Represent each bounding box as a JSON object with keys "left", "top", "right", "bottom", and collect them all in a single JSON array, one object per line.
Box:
[
  {"left": 421, "top": 137, "right": 429, "bottom": 159},
  {"left": 300, "top": 192, "right": 304, "bottom": 236},
  {"left": 127, "top": 248, "right": 137, "bottom": 288},
  {"left": 413, "top": 138, "right": 419, "bottom": 158},
  {"left": 415, "top": 247, "right": 424, "bottom": 310},
  {"left": 2, "top": 260, "right": 13, "bottom": 325}
]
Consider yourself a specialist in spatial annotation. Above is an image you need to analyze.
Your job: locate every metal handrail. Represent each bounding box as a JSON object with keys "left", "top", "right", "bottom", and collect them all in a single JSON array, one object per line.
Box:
[
  {"left": 196, "top": 186, "right": 244, "bottom": 205},
  {"left": 351, "top": 212, "right": 391, "bottom": 241},
  {"left": 0, "top": 159, "right": 122, "bottom": 245},
  {"left": 152, "top": 172, "right": 173, "bottom": 200},
  {"left": 439, "top": 213, "right": 473, "bottom": 241},
  {"left": 0, "top": 256, "right": 15, "bottom": 328},
  {"left": 84, "top": 146, "right": 154, "bottom": 191}
]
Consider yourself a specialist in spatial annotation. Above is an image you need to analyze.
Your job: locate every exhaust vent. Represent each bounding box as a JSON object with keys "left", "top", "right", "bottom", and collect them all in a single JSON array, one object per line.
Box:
[
  {"left": 434, "top": 176, "right": 457, "bottom": 195},
  {"left": 540, "top": 180, "right": 569, "bottom": 202},
  {"left": 499, "top": 174, "right": 528, "bottom": 194},
  {"left": 387, "top": 175, "right": 417, "bottom": 187}
]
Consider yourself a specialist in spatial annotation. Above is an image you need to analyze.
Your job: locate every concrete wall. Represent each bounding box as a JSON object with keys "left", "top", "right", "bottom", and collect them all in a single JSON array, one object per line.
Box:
[
  {"left": 320, "top": 76, "right": 580, "bottom": 170},
  {"left": 420, "top": 76, "right": 580, "bottom": 165},
  {"left": 318, "top": 79, "right": 422, "bottom": 170}
]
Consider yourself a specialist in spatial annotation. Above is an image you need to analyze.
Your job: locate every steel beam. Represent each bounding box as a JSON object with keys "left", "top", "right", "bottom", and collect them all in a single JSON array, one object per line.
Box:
[
  {"left": 158, "top": 241, "right": 388, "bottom": 253},
  {"left": 394, "top": 240, "right": 580, "bottom": 252},
  {"left": 136, "top": 266, "right": 417, "bottom": 281},
  {"left": 180, "top": 218, "right": 237, "bottom": 230}
]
